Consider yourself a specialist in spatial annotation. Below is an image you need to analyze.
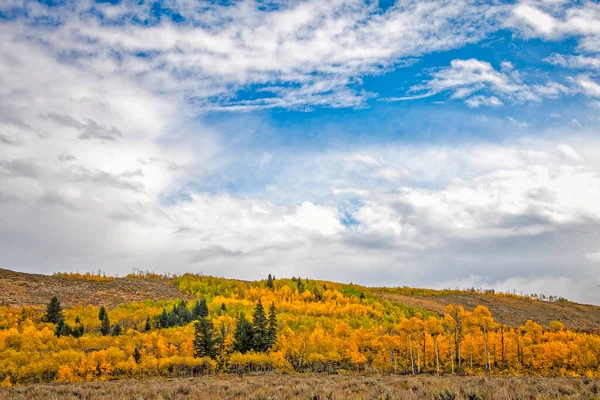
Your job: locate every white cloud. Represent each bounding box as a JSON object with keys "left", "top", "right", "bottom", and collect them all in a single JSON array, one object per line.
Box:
[
  {"left": 1, "top": 0, "right": 505, "bottom": 110},
  {"left": 392, "top": 58, "right": 572, "bottom": 106},
  {"left": 465, "top": 95, "right": 504, "bottom": 108}
]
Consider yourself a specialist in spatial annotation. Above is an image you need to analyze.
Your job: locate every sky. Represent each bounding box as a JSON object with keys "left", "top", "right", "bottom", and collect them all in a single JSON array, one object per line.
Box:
[{"left": 1, "top": 0, "right": 600, "bottom": 304}]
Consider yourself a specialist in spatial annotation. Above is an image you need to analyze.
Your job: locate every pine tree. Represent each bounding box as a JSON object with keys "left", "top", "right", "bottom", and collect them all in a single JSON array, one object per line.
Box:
[
  {"left": 145, "top": 316, "right": 151, "bottom": 331},
  {"left": 267, "top": 274, "right": 274, "bottom": 289},
  {"left": 192, "top": 298, "right": 209, "bottom": 319},
  {"left": 252, "top": 300, "right": 269, "bottom": 352},
  {"left": 267, "top": 302, "right": 278, "bottom": 349},
  {"left": 232, "top": 313, "right": 254, "bottom": 354},
  {"left": 176, "top": 299, "right": 191, "bottom": 323},
  {"left": 44, "top": 297, "right": 63, "bottom": 324},
  {"left": 133, "top": 347, "right": 141, "bottom": 364},
  {"left": 100, "top": 312, "right": 111, "bottom": 336},
  {"left": 193, "top": 317, "right": 219, "bottom": 359},
  {"left": 54, "top": 317, "right": 66, "bottom": 337},
  {"left": 98, "top": 306, "right": 107, "bottom": 322},
  {"left": 220, "top": 303, "right": 227, "bottom": 314},
  {"left": 73, "top": 323, "right": 85, "bottom": 338},
  {"left": 112, "top": 324, "right": 122, "bottom": 336},
  {"left": 199, "top": 298, "right": 209, "bottom": 318},
  {"left": 159, "top": 308, "right": 169, "bottom": 328}
]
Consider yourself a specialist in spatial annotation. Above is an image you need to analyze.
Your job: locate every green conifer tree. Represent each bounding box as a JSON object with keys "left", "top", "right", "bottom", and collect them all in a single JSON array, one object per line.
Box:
[
  {"left": 193, "top": 317, "right": 219, "bottom": 359},
  {"left": 112, "top": 324, "right": 122, "bottom": 336},
  {"left": 145, "top": 316, "right": 151, "bottom": 331},
  {"left": 267, "top": 302, "right": 278, "bottom": 349},
  {"left": 232, "top": 313, "right": 254, "bottom": 354},
  {"left": 98, "top": 306, "right": 107, "bottom": 322},
  {"left": 44, "top": 296, "right": 63, "bottom": 324},
  {"left": 133, "top": 347, "right": 141, "bottom": 364},
  {"left": 251, "top": 300, "right": 269, "bottom": 352},
  {"left": 100, "top": 312, "right": 111, "bottom": 336},
  {"left": 158, "top": 308, "right": 169, "bottom": 328}
]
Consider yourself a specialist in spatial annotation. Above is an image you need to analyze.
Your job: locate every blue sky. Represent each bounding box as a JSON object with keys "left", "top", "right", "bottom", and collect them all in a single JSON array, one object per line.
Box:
[{"left": 1, "top": 0, "right": 600, "bottom": 303}]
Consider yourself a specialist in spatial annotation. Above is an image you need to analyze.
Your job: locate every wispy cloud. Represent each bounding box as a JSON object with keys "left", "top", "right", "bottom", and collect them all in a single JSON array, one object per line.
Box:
[{"left": 387, "top": 58, "right": 573, "bottom": 106}]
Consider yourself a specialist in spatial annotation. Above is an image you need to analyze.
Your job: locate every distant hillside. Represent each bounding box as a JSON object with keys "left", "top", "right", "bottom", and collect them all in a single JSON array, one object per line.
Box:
[
  {"left": 1, "top": 267, "right": 599, "bottom": 331},
  {"left": 0, "top": 268, "right": 193, "bottom": 308},
  {"left": 2, "top": 268, "right": 600, "bottom": 383},
  {"left": 374, "top": 287, "right": 600, "bottom": 331}
]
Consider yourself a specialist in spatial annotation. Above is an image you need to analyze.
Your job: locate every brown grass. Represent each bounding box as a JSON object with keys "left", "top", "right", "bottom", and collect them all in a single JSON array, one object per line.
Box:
[
  {"left": 1, "top": 374, "right": 598, "bottom": 400},
  {"left": 0, "top": 268, "right": 193, "bottom": 307},
  {"left": 375, "top": 290, "right": 600, "bottom": 330}
]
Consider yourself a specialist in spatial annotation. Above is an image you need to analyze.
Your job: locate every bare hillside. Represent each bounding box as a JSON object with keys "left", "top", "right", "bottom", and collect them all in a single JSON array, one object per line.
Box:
[
  {"left": 0, "top": 268, "right": 193, "bottom": 307},
  {"left": 375, "top": 290, "right": 600, "bottom": 331}
]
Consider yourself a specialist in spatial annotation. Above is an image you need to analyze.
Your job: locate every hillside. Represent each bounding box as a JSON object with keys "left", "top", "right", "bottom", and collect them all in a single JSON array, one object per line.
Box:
[
  {"left": 1, "top": 267, "right": 598, "bottom": 331},
  {"left": 0, "top": 268, "right": 193, "bottom": 308},
  {"left": 3, "top": 268, "right": 600, "bottom": 386},
  {"left": 374, "top": 288, "right": 600, "bottom": 331}
]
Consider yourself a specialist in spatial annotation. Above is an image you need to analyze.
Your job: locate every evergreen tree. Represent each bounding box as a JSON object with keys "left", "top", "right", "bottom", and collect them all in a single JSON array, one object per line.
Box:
[
  {"left": 158, "top": 308, "right": 169, "bottom": 328},
  {"left": 98, "top": 306, "right": 107, "bottom": 322},
  {"left": 54, "top": 317, "right": 67, "bottom": 337},
  {"left": 232, "top": 313, "right": 254, "bottom": 354},
  {"left": 192, "top": 298, "right": 209, "bottom": 319},
  {"left": 267, "top": 302, "right": 278, "bottom": 349},
  {"left": 112, "top": 324, "right": 122, "bottom": 336},
  {"left": 359, "top": 292, "right": 366, "bottom": 301},
  {"left": 167, "top": 310, "right": 178, "bottom": 327},
  {"left": 267, "top": 273, "right": 274, "bottom": 289},
  {"left": 199, "top": 298, "right": 209, "bottom": 318},
  {"left": 73, "top": 323, "right": 85, "bottom": 338},
  {"left": 100, "top": 312, "right": 111, "bottom": 336},
  {"left": 133, "top": 347, "right": 141, "bottom": 364},
  {"left": 176, "top": 299, "right": 191, "bottom": 323},
  {"left": 220, "top": 303, "right": 227, "bottom": 314},
  {"left": 145, "top": 316, "right": 151, "bottom": 331},
  {"left": 193, "top": 317, "right": 219, "bottom": 359},
  {"left": 251, "top": 300, "right": 269, "bottom": 352},
  {"left": 44, "top": 297, "right": 63, "bottom": 324}
]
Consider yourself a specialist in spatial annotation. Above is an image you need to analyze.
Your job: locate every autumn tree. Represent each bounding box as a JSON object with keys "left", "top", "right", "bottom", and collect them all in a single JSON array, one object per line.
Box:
[
  {"left": 472, "top": 305, "right": 494, "bottom": 371},
  {"left": 445, "top": 304, "right": 468, "bottom": 371},
  {"left": 425, "top": 317, "right": 444, "bottom": 375},
  {"left": 194, "top": 317, "right": 219, "bottom": 359}
]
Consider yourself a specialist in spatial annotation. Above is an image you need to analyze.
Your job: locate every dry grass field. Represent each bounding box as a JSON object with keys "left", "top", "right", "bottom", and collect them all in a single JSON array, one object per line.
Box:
[
  {"left": 374, "top": 290, "right": 600, "bottom": 330},
  {"left": 0, "top": 268, "right": 193, "bottom": 308},
  {"left": 1, "top": 374, "right": 599, "bottom": 400}
]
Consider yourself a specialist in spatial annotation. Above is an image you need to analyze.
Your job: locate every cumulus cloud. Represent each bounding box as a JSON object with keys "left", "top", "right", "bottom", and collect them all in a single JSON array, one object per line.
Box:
[{"left": 2, "top": 0, "right": 600, "bottom": 305}]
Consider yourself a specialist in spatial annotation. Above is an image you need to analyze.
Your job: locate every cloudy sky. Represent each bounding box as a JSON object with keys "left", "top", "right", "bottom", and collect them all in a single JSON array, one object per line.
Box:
[{"left": 1, "top": 0, "right": 600, "bottom": 304}]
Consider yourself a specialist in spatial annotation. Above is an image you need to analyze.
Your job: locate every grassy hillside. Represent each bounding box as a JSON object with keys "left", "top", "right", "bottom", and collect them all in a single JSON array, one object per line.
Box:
[
  {"left": 2, "top": 267, "right": 598, "bottom": 331},
  {"left": 374, "top": 287, "right": 600, "bottom": 331},
  {"left": 0, "top": 268, "right": 192, "bottom": 308},
  {"left": 1, "top": 268, "right": 600, "bottom": 386}
]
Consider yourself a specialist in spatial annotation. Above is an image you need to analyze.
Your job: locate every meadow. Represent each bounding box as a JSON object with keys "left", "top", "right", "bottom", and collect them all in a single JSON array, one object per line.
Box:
[{"left": 1, "top": 374, "right": 598, "bottom": 400}]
